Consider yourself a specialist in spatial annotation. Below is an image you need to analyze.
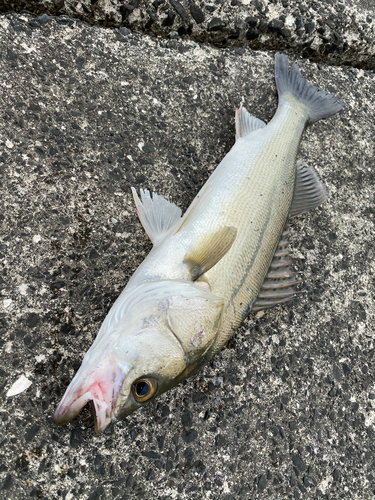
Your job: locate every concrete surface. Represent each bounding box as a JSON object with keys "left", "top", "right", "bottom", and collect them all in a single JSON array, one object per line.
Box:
[
  {"left": 0, "top": 0, "right": 375, "bottom": 69},
  {"left": 0, "top": 6, "right": 375, "bottom": 500}
]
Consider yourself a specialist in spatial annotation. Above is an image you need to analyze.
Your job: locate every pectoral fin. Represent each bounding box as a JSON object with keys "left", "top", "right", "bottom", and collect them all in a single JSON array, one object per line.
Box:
[{"left": 184, "top": 226, "right": 237, "bottom": 281}]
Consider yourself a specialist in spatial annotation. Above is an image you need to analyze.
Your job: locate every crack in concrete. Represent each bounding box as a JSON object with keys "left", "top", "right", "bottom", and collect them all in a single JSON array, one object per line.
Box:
[{"left": 1, "top": 0, "right": 375, "bottom": 69}]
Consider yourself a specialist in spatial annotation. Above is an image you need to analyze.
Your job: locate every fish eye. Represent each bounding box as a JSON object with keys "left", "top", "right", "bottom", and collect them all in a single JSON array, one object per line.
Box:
[{"left": 132, "top": 378, "right": 158, "bottom": 403}]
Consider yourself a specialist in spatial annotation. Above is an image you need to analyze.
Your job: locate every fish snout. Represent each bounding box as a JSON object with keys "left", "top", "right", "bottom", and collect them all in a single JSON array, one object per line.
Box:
[{"left": 53, "top": 359, "right": 129, "bottom": 433}]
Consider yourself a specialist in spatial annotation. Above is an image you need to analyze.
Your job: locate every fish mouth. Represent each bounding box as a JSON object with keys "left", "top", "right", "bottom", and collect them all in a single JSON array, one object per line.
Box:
[
  {"left": 90, "top": 400, "right": 112, "bottom": 434},
  {"left": 53, "top": 360, "right": 129, "bottom": 433}
]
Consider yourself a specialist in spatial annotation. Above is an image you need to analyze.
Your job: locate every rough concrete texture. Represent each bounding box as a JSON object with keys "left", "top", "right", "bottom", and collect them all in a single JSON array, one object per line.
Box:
[
  {"left": 1, "top": 0, "right": 375, "bottom": 69},
  {"left": 1, "top": 7, "right": 375, "bottom": 500}
]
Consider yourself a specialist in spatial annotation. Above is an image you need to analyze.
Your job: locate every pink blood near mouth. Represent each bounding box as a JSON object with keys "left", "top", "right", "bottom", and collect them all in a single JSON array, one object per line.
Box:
[{"left": 53, "top": 359, "right": 127, "bottom": 433}]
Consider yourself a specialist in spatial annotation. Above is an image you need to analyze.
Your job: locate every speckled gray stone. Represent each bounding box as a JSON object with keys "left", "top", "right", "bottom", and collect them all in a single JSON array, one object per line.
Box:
[
  {"left": 1, "top": 0, "right": 375, "bottom": 68},
  {"left": 0, "top": 10, "right": 375, "bottom": 500}
]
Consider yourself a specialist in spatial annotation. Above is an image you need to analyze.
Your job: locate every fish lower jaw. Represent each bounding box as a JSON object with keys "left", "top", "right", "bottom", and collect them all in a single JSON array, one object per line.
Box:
[
  {"left": 53, "top": 388, "right": 115, "bottom": 432},
  {"left": 90, "top": 398, "right": 114, "bottom": 433}
]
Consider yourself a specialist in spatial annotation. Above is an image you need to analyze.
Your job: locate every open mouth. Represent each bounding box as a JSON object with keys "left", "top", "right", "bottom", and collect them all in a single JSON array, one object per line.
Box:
[
  {"left": 90, "top": 400, "right": 111, "bottom": 434},
  {"left": 86, "top": 380, "right": 122, "bottom": 433},
  {"left": 53, "top": 359, "right": 129, "bottom": 433}
]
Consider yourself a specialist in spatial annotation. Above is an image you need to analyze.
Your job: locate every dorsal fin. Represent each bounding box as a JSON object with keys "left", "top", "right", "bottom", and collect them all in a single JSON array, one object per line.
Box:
[
  {"left": 131, "top": 188, "right": 182, "bottom": 245},
  {"left": 252, "top": 225, "right": 303, "bottom": 312},
  {"left": 290, "top": 161, "right": 328, "bottom": 217},
  {"left": 184, "top": 226, "right": 237, "bottom": 281},
  {"left": 235, "top": 104, "right": 266, "bottom": 140}
]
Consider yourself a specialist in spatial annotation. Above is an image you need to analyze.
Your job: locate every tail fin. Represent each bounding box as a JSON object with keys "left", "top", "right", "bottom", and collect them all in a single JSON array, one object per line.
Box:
[{"left": 274, "top": 53, "right": 343, "bottom": 123}]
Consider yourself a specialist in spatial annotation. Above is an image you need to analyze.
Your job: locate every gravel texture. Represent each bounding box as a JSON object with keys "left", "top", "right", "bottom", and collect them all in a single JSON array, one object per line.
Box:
[
  {"left": 1, "top": 0, "right": 375, "bottom": 69},
  {"left": 0, "top": 8, "right": 375, "bottom": 500}
]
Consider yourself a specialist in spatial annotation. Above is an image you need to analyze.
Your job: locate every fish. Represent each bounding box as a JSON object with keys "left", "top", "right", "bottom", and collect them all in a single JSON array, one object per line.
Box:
[{"left": 53, "top": 54, "right": 343, "bottom": 433}]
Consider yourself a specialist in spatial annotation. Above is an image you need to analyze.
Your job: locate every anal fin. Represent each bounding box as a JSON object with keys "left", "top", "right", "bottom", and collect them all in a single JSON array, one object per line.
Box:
[{"left": 252, "top": 225, "right": 303, "bottom": 313}]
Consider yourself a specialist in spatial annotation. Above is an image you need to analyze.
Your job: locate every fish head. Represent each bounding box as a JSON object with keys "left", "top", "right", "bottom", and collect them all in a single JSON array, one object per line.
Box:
[{"left": 53, "top": 280, "right": 223, "bottom": 432}]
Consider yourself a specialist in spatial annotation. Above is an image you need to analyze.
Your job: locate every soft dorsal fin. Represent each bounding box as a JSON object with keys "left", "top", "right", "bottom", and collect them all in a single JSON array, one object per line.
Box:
[
  {"left": 235, "top": 104, "right": 266, "bottom": 140},
  {"left": 131, "top": 188, "right": 182, "bottom": 245},
  {"left": 184, "top": 226, "right": 237, "bottom": 281},
  {"left": 290, "top": 161, "right": 328, "bottom": 217},
  {"left": 252, "top": 225, "right": 303, "bottom": 313}
]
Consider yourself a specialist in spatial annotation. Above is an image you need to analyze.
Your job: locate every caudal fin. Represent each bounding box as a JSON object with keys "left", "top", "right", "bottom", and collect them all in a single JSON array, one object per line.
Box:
[{"left": 274, "top": 53, "right": 343, "bottom": 123}]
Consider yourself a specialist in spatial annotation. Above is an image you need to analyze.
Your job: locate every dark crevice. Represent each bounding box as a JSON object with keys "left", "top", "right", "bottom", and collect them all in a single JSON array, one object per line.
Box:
[{"left": 0, "top": 1, "right": 374, "bottom": 70}]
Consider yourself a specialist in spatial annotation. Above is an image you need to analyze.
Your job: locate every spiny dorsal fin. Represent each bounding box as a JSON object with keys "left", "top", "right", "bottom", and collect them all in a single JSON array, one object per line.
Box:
[
  {"left": 131, "top": 188, "right": 182, "bottom": 245},
  {"left": 184, "top": 226, "right": 237, "bottom": 281},
  {"left": 252, "top": 225, "right": 303, "bottom": 313},
  {"left": 290, "top": 161, "right": 328, "bottom": 217},
  {"left": 235, "top": 104, "right": 266, "bottom": 141}
]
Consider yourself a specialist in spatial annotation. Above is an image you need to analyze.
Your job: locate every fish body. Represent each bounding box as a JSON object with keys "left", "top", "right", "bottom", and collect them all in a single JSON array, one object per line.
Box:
[
  {"left": 54, "top": 54, "right": 343, "bottom": 432},
  {"left": 128, "top": 95, "right": 307, "bottom": 342}
]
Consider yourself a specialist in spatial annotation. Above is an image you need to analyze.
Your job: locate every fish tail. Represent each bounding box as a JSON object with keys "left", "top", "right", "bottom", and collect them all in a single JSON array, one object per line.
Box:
[{"left": 274, "top": 53, "right": 344, "bottom": 123}]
